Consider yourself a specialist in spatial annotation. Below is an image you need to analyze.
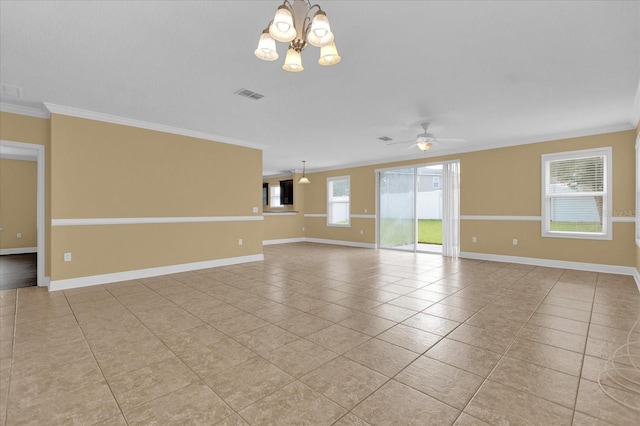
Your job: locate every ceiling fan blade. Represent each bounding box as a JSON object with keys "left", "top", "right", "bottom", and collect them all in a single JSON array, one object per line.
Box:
[
  {"left": 386, "top": 140, "right": 415, "bottom": 146},
  {"left": 435, "top": 138, "right": 466, "bottom": 143}
]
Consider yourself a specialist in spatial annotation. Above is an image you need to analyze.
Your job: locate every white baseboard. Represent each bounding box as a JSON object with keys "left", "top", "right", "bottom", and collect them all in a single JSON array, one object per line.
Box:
[
  {"left": 0, "top": 247, "right": 37, "bottom": 255},
  {"left": 49, "top": 254, "right": 264, "bottom": 291},
  {"left": 263, "top": 237, "right": 306, "bottom": 246},
  {"left": 305, "top": 238, "right": 376, "bottom": 249},
  {"left": 263, "top": 237, "right": 376, "bottom": 249},
  {"left": 459, "top": 251, "right": 638, "bottom": 281},
  {"left": 634, "top": 268, "right": 640, "bottom": 293}
]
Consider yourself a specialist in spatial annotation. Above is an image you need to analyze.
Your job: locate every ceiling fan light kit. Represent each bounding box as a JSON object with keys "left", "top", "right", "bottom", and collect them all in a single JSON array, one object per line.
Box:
[
  {"left": 416, "top": 140, "right": 433, "bottom": 151},
  {"left": 384, "top": 122, "right": 465, "bottom": 151},
  {"left": 256, "top": 0, "right": 340, "bottom": 72}
]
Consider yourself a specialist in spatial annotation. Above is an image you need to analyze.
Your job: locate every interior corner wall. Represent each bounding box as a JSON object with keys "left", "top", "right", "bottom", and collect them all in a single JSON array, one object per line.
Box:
[
  {"left": 0, "top": 111, "right": 51, "bottom": 276},
  {"left": 0, "top": 159, "right": 37, "bottom": 249},
  {"left": 49, "top": 114, "right": 263, "bottom": 282}
]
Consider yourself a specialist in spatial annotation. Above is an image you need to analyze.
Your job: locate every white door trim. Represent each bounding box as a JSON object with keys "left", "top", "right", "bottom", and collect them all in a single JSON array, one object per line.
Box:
[{"left": 0, "top": 140, "right": 46, "bottom": 286}]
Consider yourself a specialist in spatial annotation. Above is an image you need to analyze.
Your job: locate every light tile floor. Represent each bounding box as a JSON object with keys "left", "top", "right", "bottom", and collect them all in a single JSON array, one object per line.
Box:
[{"left": 1, "top": 243, "right": 639, "bottom": 425}]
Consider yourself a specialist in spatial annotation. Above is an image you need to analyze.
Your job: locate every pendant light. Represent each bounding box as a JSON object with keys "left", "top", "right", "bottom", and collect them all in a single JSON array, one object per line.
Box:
[{"left": 298, "top": 160, "right": 310, "bottom": 184}]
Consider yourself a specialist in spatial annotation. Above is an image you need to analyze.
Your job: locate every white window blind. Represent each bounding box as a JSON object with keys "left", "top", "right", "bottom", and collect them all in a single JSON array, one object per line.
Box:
[
  {"left": 542, "top": 147, "right": 611, "bottom": 239},
  {"left": 327, "top": 176, "right": 350, "bottom": 226},
  {"left": 270, "top": 186, "right": 282, "bottom": 208}
]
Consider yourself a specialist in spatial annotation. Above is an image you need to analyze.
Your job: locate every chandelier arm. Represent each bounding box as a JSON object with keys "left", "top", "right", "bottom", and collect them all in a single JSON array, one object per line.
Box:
[{"left": 302, "top": 4, "right": 323, "bottom": 36}]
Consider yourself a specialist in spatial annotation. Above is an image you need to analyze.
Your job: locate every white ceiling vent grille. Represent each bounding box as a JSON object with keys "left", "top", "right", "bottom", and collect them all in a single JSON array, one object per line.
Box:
[
  {"left": 378, "top": 136, "right": 392, "bottom": 142},
  {"left": 235, "top": 88, "right": 264, "bottom": 101}
]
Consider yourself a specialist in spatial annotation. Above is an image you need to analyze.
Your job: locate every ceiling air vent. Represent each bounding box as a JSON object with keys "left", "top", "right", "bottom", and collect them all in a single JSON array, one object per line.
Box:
[
  {"left": 235, "top": 88, "right": 264, "bottom": 101},
  {"left": 377, "top": 136, "right": 392, "bottom": 142}
]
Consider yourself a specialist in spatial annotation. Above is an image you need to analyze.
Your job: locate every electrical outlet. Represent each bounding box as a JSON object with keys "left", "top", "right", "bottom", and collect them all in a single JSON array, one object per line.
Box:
[
  {"left": 252, "top": 207, "right": 258, "bottom": 213},
  {"left": 17, "top": 232, "right": 22, "bottom": 239},
  {"left": 238, "top": 238, "right": 243, "bottom": 246},
  {"left": 64, "top": 252, "right": 72, "bottom": 262},
  {"left": 513, "top": 239, "right": 518, "bottom": 246},
  {"left": 472, "top": 236, "right": 477, "bottom": 243},
  {"left": 360, "top": 229, "right": 364, "bottom": 235},
  {"left": 302, "top": 227, "right": 305, "bottom": 231},
  {"left": 364, "top": 208, "right": 368, "bottom": 213}
]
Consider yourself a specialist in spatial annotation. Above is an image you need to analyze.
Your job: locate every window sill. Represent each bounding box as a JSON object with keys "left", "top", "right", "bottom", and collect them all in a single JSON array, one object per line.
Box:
[{"left": 542, "top": 231, "right": 612, "bottom": 241}]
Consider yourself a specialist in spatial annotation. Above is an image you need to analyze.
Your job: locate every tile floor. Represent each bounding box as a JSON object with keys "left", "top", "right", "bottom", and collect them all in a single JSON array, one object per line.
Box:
[{"left": 1, "top": 243, "right": 639, "bottom": 425}]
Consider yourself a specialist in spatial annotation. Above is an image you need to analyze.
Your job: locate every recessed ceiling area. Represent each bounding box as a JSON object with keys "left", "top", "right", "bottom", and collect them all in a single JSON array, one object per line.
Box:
[{"left": 1, "top": 1, "right": 638, "bottom": 176}]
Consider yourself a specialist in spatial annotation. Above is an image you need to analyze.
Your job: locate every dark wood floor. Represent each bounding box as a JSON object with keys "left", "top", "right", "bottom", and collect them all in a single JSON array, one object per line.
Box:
[{"left": 0, "top": 253, "right": 37, "bottom": 290}]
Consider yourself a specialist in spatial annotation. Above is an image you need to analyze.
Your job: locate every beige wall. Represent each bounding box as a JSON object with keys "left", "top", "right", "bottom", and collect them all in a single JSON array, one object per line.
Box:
[
  {"left": 0, "top": 112, "right": 50, "bottom": 275},
  {"left": 461, "top": 131, "right": 635, "bottom": 267},
  {"left": 49, "top": 114, "right": 263, "bottom": 281},
  {"left": 302, "top": 167, "right": 377, "bottom": 243},
  {"left": 295, "top": 130, "right": 636, "bottom": 267},
  {"left": 2, "top": 109, "right": 636, "bottom": 282},
  {"left": 0, "top": 159, "right": 37, "bottom": 249}
]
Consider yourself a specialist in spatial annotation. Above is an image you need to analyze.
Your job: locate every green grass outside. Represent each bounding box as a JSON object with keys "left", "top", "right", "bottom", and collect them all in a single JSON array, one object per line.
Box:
[
  {"left": 550, "top": 222, "right": 602, "bottom": 232},
  {"left": 418, "top": 219, "right": 443, "bottom": 245},
  {"left": 380, "top": 219, "right": 443, "bottom": 246}
]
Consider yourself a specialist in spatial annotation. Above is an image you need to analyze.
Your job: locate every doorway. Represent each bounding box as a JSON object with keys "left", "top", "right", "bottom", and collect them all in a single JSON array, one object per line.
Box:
[
  {"left": 377, "top": 161, "right": 459, "bottom": 256},
  {"left": 0, "top": 140, "right": 45, "bottom": 288}
]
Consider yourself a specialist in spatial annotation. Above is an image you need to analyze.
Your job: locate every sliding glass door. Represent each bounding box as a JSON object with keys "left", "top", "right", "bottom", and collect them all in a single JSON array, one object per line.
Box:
[
  {"left": 377, "top": 161, "right": 459, "bottom": 256},
  {"left": 378, "top": 168, "right": 415, "bottom": 250}
]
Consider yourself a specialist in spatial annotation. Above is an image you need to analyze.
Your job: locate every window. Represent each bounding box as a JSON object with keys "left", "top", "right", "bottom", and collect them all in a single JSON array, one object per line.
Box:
[
  {"left": 432, "top": 176, "right": 440, "bottom": 189},
  {"left": 542, "top": 147, "right": 611, "bottom": 240},
  {"left": 328, "top": 176, "right": 350, "bottom": 226},
  {"left": 270, "top": 185, "right": 282, "bottom": 208}
]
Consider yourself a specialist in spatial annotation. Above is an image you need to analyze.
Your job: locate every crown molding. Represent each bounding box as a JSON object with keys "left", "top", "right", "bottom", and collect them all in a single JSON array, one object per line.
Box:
[
  {"left": 43, "top": 103, "right": 264, "bottom": 151},
  {"left": 0, "top": 101, "right": 50, "bottom": 119}
]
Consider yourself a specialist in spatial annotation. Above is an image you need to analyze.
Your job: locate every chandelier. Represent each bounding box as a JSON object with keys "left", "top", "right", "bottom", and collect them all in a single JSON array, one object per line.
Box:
[{"left": 255, "top": 0, "right": 341, "bottom": 72}]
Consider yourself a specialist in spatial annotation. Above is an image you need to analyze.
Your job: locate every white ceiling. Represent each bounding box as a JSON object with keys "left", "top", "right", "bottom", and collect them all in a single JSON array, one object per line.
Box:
[{"left": 1, "top": 1, "right": 639, "bottom": 176}]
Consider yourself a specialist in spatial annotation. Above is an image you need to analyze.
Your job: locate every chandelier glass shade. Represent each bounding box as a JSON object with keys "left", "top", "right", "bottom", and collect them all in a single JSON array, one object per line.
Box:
[
  {"left": 283, "top": 48, "right": 304, "bottom": 72},
  {"left": 256, "top": 0, "right": 340, "bottom": 72},
  {"left": 254, "top": 29, "right": 279, "bottom": 61}
]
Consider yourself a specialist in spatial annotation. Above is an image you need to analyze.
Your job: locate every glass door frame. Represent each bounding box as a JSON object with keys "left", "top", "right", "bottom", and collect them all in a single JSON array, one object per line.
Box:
[{"left": 375, "top": 159, "right": 458, "bottom": 253}]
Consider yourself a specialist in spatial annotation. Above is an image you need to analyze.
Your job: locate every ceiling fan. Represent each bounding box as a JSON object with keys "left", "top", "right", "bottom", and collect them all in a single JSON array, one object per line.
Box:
[{"left": 386, "top": 122, "right": 465, "bottom": 151}]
